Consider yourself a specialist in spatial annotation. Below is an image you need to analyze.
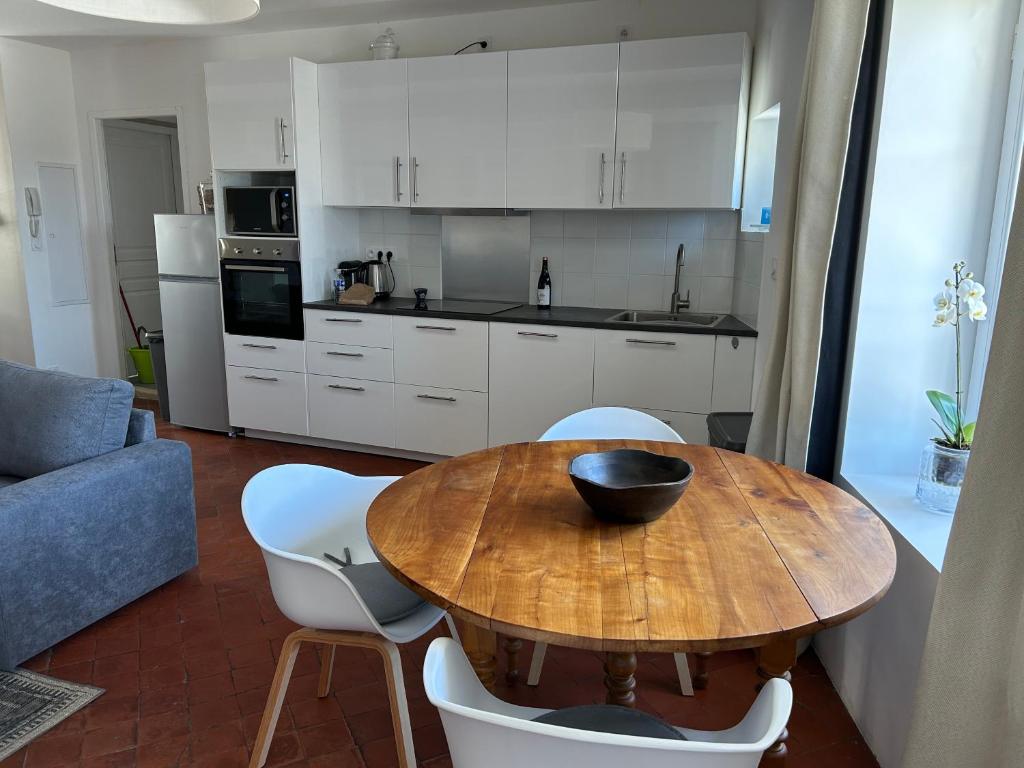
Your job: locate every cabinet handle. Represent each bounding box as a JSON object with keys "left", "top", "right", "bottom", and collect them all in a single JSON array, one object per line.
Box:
[
  {"left": 416, "top": 325, "right": 456, "bottom": 331},
  {"left": 626, "top": 338, "right": 676, "bottom": 346},
  {"left": 242, "top": 343, "right": 277, "bottom": 350},
  {"left": 328, "top": 384, "right": 365, "bottom": 392},
  {"left": 278, "top": 117, "right": 289, "bottom": 163},
  {"left": 619, "top": 152, "right": 626, "bottom": 203},
  {"left": 732, "top": 337, "right": 740, "bottom": 349},
  {"left": 326, "top": 351, "right": 364, "bottom": 358},
  {"left": 244, "top": 375, "right": 278, "bottom": 382},
  {"left": 417, "top": 394, "right": 456, "bottom": 402},
  {"left": 224, "top": 264, "right": 285, "bottom": 273},
  {"left": 394, "top": 156, "right": 403, "bottom": 202},
  {"left": 324, "top": 317, "right": 362, "bottom": 323},
  {"left": 598, "top": 152, "right": 606, "bottom": 204},
  {"left": 517, "top": 331, "right": 558, "bottom": 338},
  {"left": 411, "top": 156, "right": 419, "bottom": 202}
]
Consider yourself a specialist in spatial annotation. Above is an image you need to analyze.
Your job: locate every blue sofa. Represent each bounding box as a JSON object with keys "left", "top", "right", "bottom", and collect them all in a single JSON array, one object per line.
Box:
[{"left": 0, "top": 360, "right": 198, "bottom": 669}]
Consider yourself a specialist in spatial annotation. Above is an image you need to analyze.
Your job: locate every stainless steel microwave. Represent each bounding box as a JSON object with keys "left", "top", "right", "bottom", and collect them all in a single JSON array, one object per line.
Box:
[{"left": 223, "top": 186, "right": 296, "bottom": 237}]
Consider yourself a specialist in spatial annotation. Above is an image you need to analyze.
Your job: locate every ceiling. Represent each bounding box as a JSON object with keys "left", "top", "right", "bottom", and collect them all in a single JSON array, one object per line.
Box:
[{"left": 0, "top": 0, "right": 586, "bottom": 40}]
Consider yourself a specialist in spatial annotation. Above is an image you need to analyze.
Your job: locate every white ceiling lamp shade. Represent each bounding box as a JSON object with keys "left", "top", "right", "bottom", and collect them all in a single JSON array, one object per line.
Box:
[{"left": 34, "top": 0, "right": 261, "bottom": 25}]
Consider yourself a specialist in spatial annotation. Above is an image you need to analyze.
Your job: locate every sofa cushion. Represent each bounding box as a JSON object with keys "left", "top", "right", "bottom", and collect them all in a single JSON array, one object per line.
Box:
[
  {"left": 337, "top": 562, "right": 426, "bottom": 625},
  {"left": 0, "top": 475, "right": 22, "bottom": 489},
  {"left": 0, "top": 360, "right": 134, "bottom": 478}
]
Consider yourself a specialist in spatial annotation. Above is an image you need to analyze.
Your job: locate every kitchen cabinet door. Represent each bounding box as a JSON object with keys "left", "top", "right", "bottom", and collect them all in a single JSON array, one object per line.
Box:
[
  {"left": 507, "top": 44, "right": 619, "bottom": 209},
  {"left": 408, "top": 52, "right": 507, "bottom": 208},
  {"left": 226, "top": 366, "right": 308, "bottom": 435},
  {"left": 320, "top": 60, "right": 410, "bottom": 207},
  {"left": 639, "top": 408, "right": 709, "bottom": 445},
  {"left": 395, "top": 384, "right": 488, "bottom": 456},
  {"left": 307, "top": 374, "right": 396, "bottom": 448},
  {"left": 205, "top": 58, "right": 296, "bottom": 170},
  {"left": 711, "top": 335, "right": 755, "bottom": 412},
  {"left": 393, "top": 317, "right": 488, "bottom": 392},
  {"left": 614, "top": 34, "right": 750, "bottom": 209},
  {"left": 488, "top": 323, "right": 595, "bottom": 446}
]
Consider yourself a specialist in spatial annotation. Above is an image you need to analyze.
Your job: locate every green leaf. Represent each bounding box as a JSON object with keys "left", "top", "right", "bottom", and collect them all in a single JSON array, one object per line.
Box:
[
  {"left": 931, "top": 418, "right": 955, "bottom": 446},
  {"left": 926, "top": 390, "right": 960, "bottom": 433},
  {"left": 962, "top": 421, "right": 976, "bottom": 445}
]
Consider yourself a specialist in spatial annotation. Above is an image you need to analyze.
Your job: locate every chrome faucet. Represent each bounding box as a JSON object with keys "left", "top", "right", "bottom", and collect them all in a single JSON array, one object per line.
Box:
[{"left": 669, "top": 243, "right": 690, "bottom": 312}]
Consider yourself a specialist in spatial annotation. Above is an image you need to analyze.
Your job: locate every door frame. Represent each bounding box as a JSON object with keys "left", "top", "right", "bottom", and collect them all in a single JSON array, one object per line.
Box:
[{"left": 89, "top": 106, "right": 189, "bottom": 378}]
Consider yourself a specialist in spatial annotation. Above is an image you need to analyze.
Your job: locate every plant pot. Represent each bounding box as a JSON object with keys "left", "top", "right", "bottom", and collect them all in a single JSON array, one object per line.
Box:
[{"left": 915, "top": 442, "right": 970, "bottom": 515}]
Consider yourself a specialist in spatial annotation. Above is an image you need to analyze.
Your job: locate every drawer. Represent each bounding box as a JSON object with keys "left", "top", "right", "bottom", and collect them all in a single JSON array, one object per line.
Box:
[
  {"left": 306, "top": 342, "right": 394, "bottom": 381},
  {"left": 594, "top": 330, "right": 714, "bottom": 414},
  {"left": 304, "top": 309, "right": 393, "bottom": 347},
  {"left": 639, "top": 408, "right": 709, "bottom": 445},
  {"left": 226, "top": 366, "right": 308, "bottom": 435},
  {"left": 395, "top": 384, "right": 488, "bottom": 456},
  {"left": 307, "top": 374, "right": 396, "bottom": 448},
  {"left": 393, "top": 316, "right": 488, "bottom": 391},
  {"left": 224, "top": 335, "right": 305, "bottom": 373}
]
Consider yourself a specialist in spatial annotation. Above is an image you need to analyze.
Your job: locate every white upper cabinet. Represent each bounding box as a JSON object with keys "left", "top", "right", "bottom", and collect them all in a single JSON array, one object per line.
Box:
[
  {"left": 319, "top": 60, "right": 410, "bottom": 207},
  {"left": 507, "top": 44, "right": 619, "bottom": 209},
  {"left": 614, "top": 33, "right": 751, "bottom": 209},
  {"left": 205, "top": 58, "right": 297, "bottom": 171},
  {"left": 407, "top": 52, "right": 508, "bottom": 208}
]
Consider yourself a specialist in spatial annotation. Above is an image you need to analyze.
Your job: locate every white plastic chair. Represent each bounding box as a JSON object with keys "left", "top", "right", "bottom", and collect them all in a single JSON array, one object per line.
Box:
[
  {"left": 529, "top": 407, "right": 696, "bottom": 695},
  {"left": 242, "top": 464, "right": 456, "bottom": 768},
  {"left": 425, "top": 637, "right": 792, "bottom": 768}
]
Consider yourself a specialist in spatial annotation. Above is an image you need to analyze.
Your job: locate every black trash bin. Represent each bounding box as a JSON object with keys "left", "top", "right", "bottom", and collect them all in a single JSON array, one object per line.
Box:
[
  {"left": 707, "top": 412, "right": 753, "bottom": 453},
  {"left": 145, "top": 329, "right": 170, "bottom": 421}
]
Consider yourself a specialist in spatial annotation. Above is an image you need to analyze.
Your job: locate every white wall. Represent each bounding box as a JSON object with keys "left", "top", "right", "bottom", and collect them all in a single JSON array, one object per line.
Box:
[
  {"left": 60, "top": 0, "right": 757, "bottom": 376},
  {"left": 0, "top": 39, "right": 97, "bottom": 375}
]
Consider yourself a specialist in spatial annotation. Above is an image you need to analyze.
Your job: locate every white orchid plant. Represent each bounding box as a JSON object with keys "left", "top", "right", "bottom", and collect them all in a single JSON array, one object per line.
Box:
[{"left": 929, "top": 261, "right": 987, "bottom": 450}]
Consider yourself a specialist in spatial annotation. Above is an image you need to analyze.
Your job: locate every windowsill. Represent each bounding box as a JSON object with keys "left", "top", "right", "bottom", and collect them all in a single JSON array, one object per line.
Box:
[{"left": 839, "top": 472, "right": 954, "bottom": 573}]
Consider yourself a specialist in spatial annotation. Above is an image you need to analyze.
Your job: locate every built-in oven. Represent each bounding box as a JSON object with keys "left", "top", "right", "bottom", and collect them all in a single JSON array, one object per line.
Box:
[
  {"left": 219, "top": 238, "right": 303, "bottom": 340},
  {"left": 223, "top": 186, "right": 296, "bottom": 237}
]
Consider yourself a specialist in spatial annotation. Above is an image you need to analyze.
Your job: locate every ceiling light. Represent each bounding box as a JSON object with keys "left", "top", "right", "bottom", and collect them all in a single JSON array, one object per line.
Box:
[{"left": 35, "top": 0, "right": 260, "bottom": 25}]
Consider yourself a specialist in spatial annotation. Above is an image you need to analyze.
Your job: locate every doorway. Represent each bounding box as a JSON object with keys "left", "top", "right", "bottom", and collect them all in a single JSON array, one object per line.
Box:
[{"left": 98, "top": 115, "right": 184, "bottom": 385}]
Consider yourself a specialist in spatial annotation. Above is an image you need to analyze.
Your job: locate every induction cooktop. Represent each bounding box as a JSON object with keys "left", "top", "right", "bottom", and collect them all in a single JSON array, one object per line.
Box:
[{"left": 390, "top": 299, "right": 522, "bottom": 315}]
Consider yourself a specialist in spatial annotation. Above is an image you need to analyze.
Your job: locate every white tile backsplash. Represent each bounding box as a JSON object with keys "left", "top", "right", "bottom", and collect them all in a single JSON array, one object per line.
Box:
[
  {"left": 595, "top": 210, "right": 631, "bottom": 238},
  {"left": 408, "top": 234, "right": 441, "bottom": 268},
  {"left": 531, "top": 210, "right": 564, "bottom": 237},
  {"left": 594, "top": 276, "right": 627, "bottom": 308},
  {"left": 595, "top": 238, "right": 629, "bottom": 275},
  {"left": 563, "top": 211, "right": 597, "bottom": 238},
  {"left": 700, "top": 276, "right": 735, "bottom": 313},
  {"left": 627, "top": 275, "right": 666, "bottom": 310},
  {"left": 530, "top": 237, "right": 563, "bottom": 272},
  {"left": 563, "top": 238, "right": 596, "bottom": 273},
  {"left": 562, "top": 273, "right": 595, "bottom": 307},
  {"left": 628, "top": 238, "right": 667, "bottom": 276},
  {"left": 702, "top": 239, "right": 737, "bottom": 277},
  {"left": 706, "top": 210, "right": 740, "bottom": 239},
  {"left": 410, "top": 266, "right": 441, "bottom": 296},
  {"left": 630, "top": 211, "right": 668, "bottom": 238},
  {"left": 668, "top": 211, "right": 705, "bottom": 241}
]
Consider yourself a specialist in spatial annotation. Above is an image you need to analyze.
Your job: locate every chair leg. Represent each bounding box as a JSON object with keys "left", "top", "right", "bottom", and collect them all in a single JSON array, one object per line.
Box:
[
  {"left": 249, "top": 629, "right": 303, "bottom": 768},
  {"left": 444, "top": 613, "right": 461, "bottom": 643},
  {"left": 526, "top": 641, "right": 547, "bottom": 687},
  {"left": 368, "top": 637, "right": 417, "bottom": 768},
  {"left": 674, "top": 652, "right": 695, "bottom": 697},
  {"left": 318, "top": 644, "right": 336, "bottom": 698}
]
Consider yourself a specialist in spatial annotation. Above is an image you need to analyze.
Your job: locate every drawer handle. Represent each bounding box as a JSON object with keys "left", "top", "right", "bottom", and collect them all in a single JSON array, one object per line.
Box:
[
  {"left": 244, "top": 375, "right": 279, "bottom": 382},
  {"left": 324, "top": 317, "right": 362, "bottom": 323},
  {"left": 326, "top": 351, "right": 364, "bottom": 358},
  {"left": 242, "top": 343, "right": 277, "bottom": 350},
  {"left": 328, "top": 384, "right": 365, "bottom": 392},
  {"left": 517, "top": 331, "right": 558, "bottom": 339},
  {"left": 625, "top": 338, "right": 677, "bottom": 347},
  {"left": 417, "top": 394, "right": 456, "bottom": 402},
  {"left": 416, "top": 325, "right": 456, "bottom": 332}
]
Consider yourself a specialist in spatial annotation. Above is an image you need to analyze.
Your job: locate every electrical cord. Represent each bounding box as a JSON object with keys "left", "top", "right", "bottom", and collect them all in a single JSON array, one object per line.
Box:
[{"left": 453, "top": 40, "right": 488, "bottom": 55}]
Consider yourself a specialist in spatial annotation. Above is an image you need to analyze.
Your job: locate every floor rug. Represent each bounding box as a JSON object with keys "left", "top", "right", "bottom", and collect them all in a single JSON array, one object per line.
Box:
[{"left": 0, "top": 669, "right": 103, "bottom": 760}]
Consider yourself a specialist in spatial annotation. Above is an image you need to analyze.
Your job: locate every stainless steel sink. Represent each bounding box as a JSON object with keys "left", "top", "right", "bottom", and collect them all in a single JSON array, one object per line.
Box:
[{"left": 604, "top": 310, "right": 725, "bottom": 327}]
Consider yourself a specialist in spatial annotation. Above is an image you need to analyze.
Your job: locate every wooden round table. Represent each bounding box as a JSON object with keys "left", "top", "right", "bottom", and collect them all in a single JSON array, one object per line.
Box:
[{"left": 367, "top": 441, "right": 896, "bottom": 758}]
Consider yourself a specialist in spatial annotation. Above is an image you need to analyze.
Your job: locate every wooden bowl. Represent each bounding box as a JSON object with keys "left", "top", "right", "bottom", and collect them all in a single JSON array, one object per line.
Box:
[{"left": 568, "top": 449, "right": 693, "bottom": 524}]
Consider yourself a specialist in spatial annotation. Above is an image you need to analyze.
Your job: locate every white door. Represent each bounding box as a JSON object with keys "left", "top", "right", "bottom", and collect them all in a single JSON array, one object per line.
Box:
[
  {"left": 104, "top": 122, "right": 182, "bottom": 373},
  {"left": 205, "top": 58, "right": 295, "bottom": 170},
  {"left": 320, "top": 59, "right": 409, "bottom": 207},
  {"left": 615, "top": 34, "right": 750, "bottom": 209},
  {"left": 408, "top": 52, "right": 507, "bottom": 208},
  {"left": 507, "top": 44, "right": 619, "bottom": 209}
]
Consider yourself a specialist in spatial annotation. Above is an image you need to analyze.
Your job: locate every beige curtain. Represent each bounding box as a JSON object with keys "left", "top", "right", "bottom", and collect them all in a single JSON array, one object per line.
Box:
[
  {"left": 746, "top": 0, "right": 871, "bottom": 467},
  {"left": 901, "top": 172, "right": 1024, "bottom": 767}
]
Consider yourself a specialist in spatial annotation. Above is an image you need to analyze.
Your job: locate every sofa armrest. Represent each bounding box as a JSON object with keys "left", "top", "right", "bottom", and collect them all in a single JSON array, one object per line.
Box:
[
  {"left": 126, "top": 408, "right": 156, "bottom": 446},
  {"left": 0, "top": 438, "right": 197, "bottom": 669}
]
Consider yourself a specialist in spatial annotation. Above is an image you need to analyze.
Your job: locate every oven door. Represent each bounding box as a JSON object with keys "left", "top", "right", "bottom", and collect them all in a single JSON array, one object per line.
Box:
[{"left": 220, "top": 258, "right": 303, "bottom": 340}]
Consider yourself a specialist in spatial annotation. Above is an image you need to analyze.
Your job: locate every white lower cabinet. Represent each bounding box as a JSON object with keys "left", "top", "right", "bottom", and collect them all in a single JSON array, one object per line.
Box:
[
  {"left": 638, "top": 408, "right": 709, "bottom": 445},
  {"left": 395, "top": 384, "right": 488, "bottom": 456},
  {"left": 306, "top": 342, "right": 394, "bottom": 381},
  {"left": 226, "top": 366, "right": 308, "bottom": 435},
  {"left": 224, "top": 334, "right": 305, "bottom": 373},
  {"left": 593, "top": 330, "right": 715, "bottom": 414},
  {"left": 488, "top": 323, "right": 595, "bottom": 446},
  {"left": 304, "top": 309, "right": 393, "bottom": 348},
  {"left": 393, "top": 317, "right": 488, "bottom": 392},
  {"left": 711, "top": 335, "right": 756, "bottom": 412},
  {"left": 307, "top": 374, "right": 395, "bottom": 448}
]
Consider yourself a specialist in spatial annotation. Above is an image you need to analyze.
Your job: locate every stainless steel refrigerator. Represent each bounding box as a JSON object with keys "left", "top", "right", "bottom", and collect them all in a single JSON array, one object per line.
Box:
[{"left": 155, "top": 214, "right": 230, "bottom": 433}]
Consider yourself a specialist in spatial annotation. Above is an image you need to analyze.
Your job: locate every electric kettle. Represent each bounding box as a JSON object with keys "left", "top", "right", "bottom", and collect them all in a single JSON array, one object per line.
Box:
[{"left": 362, "top": 252, "right": 395, "bottom": 298}]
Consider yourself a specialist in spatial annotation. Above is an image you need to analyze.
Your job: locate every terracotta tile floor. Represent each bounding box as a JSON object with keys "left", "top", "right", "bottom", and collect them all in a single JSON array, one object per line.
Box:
[{"left": 1, "top": 413, "right": 880, "bottom": 768}]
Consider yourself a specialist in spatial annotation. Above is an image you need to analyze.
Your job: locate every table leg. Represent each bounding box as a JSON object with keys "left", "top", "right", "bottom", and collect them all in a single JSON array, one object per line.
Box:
[
  {"left": 458, "top": 620, "right": 498, "bottom": 692},
  {"left": 503, "top": 636, "right": 523, "bottom": 685},
  {"left": 757, "top": 637, "right": 798, "bottom": 764},
  {"left": 692, "top": 651, "right": 712, "bottom": 690},
  {"left": 604, "top": 652, "right": 637, "bottom": 708}
]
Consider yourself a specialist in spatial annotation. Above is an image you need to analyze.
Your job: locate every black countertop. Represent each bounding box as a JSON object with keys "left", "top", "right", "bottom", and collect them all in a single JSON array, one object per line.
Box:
[{"left": 303, "top": 297, "right": 757, "bottom": 337}]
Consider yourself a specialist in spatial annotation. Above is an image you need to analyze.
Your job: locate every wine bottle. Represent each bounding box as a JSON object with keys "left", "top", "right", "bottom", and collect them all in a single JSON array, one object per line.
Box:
[{"left": 537, "top": 257, "right": 552, "bottom": 309}]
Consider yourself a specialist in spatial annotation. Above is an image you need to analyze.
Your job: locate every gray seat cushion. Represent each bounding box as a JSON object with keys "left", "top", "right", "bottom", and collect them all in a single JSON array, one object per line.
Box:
[
  {"left": 340, "top": 562, "right": 426, "bottom": 625},
  {"left": 532, "top": 705, "right": 686, "bottom": 740},
  {"left": 0, "top": 360, "right": 134, "bottom": 478},
  {"left": 0, "top": 475, "right": 23, "bottom": 489}
]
